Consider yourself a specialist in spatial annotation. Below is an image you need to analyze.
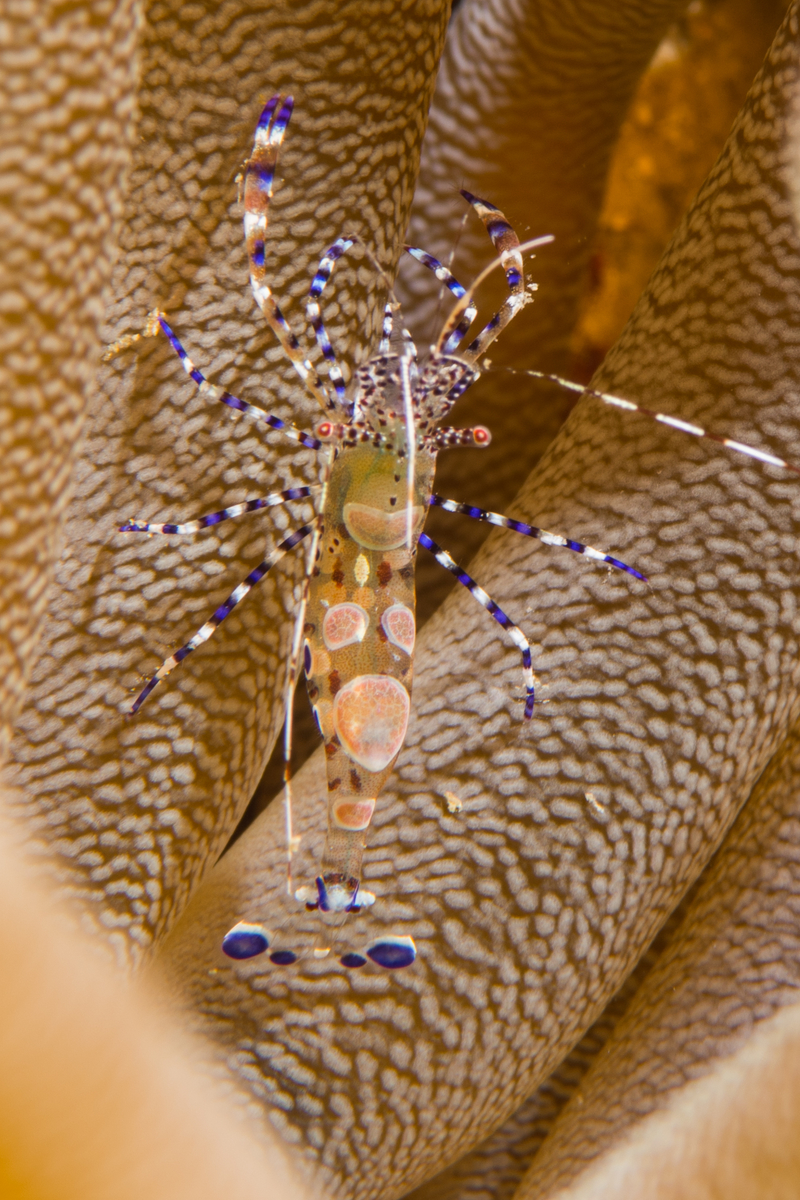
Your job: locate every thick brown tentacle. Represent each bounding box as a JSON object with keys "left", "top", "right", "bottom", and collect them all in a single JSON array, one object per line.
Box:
[
  {"left": 520, "top": 1004, "right": 800, "bottom": 1199},
  {"left": 514, "top": 717, "right": 800, "bottom": 1198},
  {"left": 0, "top": 809, "right": 319, "bottom": 1200},
  {"left": 403, "top": 902, "right": 691, "bottom": 1200},
  {"left": 406, "top": 5, "right": 798, "bottom": 1196},
  {"left": 0, "top": 0, "right": 139, "bottom": 759}
]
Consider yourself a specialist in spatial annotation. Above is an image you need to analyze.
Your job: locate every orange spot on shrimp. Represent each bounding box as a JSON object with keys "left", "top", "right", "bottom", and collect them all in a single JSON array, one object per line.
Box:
[
  {"left": 377, "top": 560, "right": 392, "bottom": 587},
  {"left": 332, "top": 675, "right": 410, "bottom": 772},
  {"left": 343, "top": 502, "right": 425, "bottom": 550},
  {"left": 381, "top": 603, "right": 415, "bottom": 654},
  {"left": 328, "top": 670, "right": 341, "bottom": 696},
  {"left": 323, "top": 602, "right": 369, "bottom": 650},
  {"left": 332, "top": 798, "right": 376, "bottom": 830}
]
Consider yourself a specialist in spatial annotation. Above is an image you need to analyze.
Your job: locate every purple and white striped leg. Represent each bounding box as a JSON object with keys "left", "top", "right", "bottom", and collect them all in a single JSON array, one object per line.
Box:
[
  {"left": 243, "top": 94, "right": 334, "bottom": 414},
  {"left": 459, "top": 191, "right": 527, "bottom": 362},
  {"left": 520, "top": 370, "right": 800, "bottom": 478},
  {"left": 120, "top": 485, "right": 319, "bottom": 536},
  {"left": 461, "top": 190, "right": 523, "bottom": 290},
  {"left": 429, "top": 494, "right": 646, "bottom": 582},
  {"left": 154, "top": 314, "right": 322, "bottom": 451},
  {"left": 247, "top": 93, "right": 286, "bottom": 190},
  {"left": 130, "top": 524, "right": 313, "bottom": 714},
  {"left": 318, "top": 231, "right": 420, "bottom": 373},
  {"left": 419, "top": 532, "right": 536, "bottom": 719},
  {"left": 404, "top": 246, "right": 477, "bottom": 353},
  {"left": 307, "top": 238, "right": 354, "bottom": 405},
  {"left": 378, "top": 302, "right": 394, "bottom": 354},
  {"left": 435, "top": 234, "right": 554, "bottom": 360}
]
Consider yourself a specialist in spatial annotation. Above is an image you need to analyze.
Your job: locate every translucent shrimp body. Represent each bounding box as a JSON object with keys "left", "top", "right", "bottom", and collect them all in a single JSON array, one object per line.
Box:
[{"left": 300, "top": 441, "right": 436, "bottom": 912}]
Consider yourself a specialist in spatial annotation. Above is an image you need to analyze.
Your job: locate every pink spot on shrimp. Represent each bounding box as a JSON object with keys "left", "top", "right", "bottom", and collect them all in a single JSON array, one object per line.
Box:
[
  {"left": 323, "top": 602, "right": 369, "bottom": 650},
  {"left": 332, "top": 798, "right": 376, "bottom": 830},
  {"left": 381, "top": 603, "right": 415, "bottom": 654},
  {"left": 333, "top": 675, "right": 410, "bottom": 772},
  {"left": 343, "top": 502, "right": 425, "bottom": 550}
]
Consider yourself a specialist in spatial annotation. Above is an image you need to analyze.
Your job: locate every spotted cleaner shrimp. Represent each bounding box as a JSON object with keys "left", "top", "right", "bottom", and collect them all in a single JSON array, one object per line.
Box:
[{"left": 115, "top": 94, "right": 800, "bottom": 971}]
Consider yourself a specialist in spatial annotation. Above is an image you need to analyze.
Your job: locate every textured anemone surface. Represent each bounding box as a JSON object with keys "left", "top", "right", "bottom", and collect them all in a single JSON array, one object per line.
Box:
[
  {"left": 4, "top": 1, "right": 800, "bottom": 1199},
  {"left": 0, "top": 0, "right": 140, "bottom": 757},
  {"left": 515, "top": 711, "right": 800, "bottom": 1198}
]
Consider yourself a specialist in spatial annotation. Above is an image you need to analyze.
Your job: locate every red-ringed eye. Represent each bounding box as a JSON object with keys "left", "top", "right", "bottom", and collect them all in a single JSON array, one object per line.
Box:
[
  {"left": 474, "top": 426, "right": 491, "bottom": 445},
  {"left": 316, "top": 421, "right": 335, "bottom": 439}
]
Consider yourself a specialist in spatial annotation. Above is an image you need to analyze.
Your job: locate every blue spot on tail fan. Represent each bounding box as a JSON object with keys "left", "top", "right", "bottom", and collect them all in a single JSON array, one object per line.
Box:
[
  {"left": 222, "top": 921, "right": 269, "bottom": 960},
  {"left": 365, "top": 936, "right": 416, "bottom": 969},
  {"left": 270, "top": 950, "right": 298, "bottom": 965},
  {"left": 340, "top": 952, "right": 367, "bottom": 969}
]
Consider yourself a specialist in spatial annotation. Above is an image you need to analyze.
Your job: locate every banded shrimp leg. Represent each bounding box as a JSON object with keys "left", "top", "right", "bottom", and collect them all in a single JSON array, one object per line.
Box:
[
  {"left": 444, "top": 360, "right": 800, "bottom": 668},
  {"left": 116, "top": 311, "right": 331, "bottom": 716},
  {"left": 421, "top": 189, "right": 800, "bottom": 479},
  {"left": 117, "top": 104, "right": 340, "bottom": 878},
  {"left": 121, "top": 486, "right": 320, "bottom": 537},
  {"left": 403, "top": 208, "right": 647, "bottom": 715},
  {"left": 410, "top": 192, "right": 800, "bottom": 628},
  {"left": 418, "top": 499, "right": 651, "bottom": 717},
  {"left": 117, "top": 381, "right": 332, "bottom": 893},
  {"left": 126, "top": 525, "right": 314, "bottom": 715},
  {"left": 407, "top": 222, "right": 649, "bottom": 587},
  {"left": 126, "top": 92, "right": 349, "bottom": 888}
]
